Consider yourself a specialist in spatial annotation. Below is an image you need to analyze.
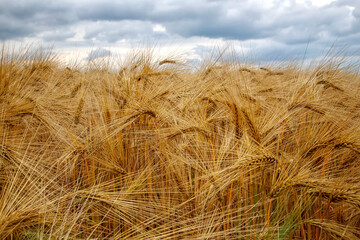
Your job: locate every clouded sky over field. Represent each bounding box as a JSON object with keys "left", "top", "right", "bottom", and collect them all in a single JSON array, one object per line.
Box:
[{"left": 0, "top": 0, "right": 359, "bottom": 64}]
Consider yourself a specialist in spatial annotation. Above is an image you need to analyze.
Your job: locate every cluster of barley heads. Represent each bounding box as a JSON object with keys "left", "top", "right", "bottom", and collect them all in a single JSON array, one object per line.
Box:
[{"left": 0, "top": 46, "right": 360, "bottom": 239}]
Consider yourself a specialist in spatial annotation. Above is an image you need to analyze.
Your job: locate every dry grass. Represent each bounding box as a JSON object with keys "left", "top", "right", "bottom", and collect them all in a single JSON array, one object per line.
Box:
[{"left": 1, "top": 45, "right": 360, "bottom": 239}]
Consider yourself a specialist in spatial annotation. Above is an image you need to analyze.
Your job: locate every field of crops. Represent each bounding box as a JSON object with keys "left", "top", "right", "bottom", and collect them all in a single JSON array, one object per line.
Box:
[{"left": 1, "top": 46, "right": 360, "bottom": 239}]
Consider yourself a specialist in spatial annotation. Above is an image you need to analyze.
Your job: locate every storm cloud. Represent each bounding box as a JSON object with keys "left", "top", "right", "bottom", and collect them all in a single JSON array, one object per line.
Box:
[{"left": 1, "top": 0, "right": 359, "bottom": 61}]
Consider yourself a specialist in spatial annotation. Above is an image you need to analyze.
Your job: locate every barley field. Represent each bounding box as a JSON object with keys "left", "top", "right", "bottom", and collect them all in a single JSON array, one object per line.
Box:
[{"left": 1, "top": 46, "right": 360, "bottom": 239}]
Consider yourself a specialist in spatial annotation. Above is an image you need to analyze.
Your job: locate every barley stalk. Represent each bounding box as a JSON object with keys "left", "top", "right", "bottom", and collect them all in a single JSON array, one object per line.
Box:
[
  {"left": 159, "top": 60, "right": 176, "bottom": 66},
  {"left": 74, "top": 97, "right": 84, "bottom": 125}
]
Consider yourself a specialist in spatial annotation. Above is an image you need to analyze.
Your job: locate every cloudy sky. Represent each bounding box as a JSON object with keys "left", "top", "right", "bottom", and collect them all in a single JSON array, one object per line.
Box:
[{"left": 1, "top": 0, "right": 359, "bottom": 65}]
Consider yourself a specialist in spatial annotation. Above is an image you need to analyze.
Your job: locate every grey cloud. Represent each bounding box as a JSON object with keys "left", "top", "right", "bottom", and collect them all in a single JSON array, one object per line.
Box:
[
  {"left": 87, "top": 48, "right": 111, "bottom": 60},
  {"left": 259, "top": 44, "right": 318, "bottom": 62},
  {"left": 0, "top": 0, "right": 357, "bottom": 41},
  {"left": 82, "top": 20, "right": 155, "bottom": 43},
  {"left": 0, "top": 0, "right": 47, "bottom": 19},
  {"left": 75, "top": 0, "right": 154, "bottom": 21},
  {"left": 0, "top": 0, "right": 267, "bottom": 41},
  {"left": 0, "top": 15, "right": 33, "bottom": 39},
  {"left": 40, "top": 29, "right": 76, "bottom": 42},
  {"left": 0, "top": 0, "right": 73, "bottom": 23},
  {"left": 0, "top": 0, "right": 359, "bottom": 62},
  {"left": 0, "top": 0, "right": 76, "bottom": 40},
  {"left": 163, "top": 13, "right": 264, "bottom": 40}
]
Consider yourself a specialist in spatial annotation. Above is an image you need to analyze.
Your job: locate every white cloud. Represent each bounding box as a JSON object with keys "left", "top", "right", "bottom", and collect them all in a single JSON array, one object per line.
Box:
[
  {"left": 295, "top": 0, "right": 336, "bottom": 7},
  {"left": 153, "top": 24, "right": 166, "bottom": 33},
  {"left": 310, "top": 0, "right": 336, "bottom": 7}
]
